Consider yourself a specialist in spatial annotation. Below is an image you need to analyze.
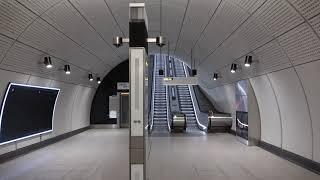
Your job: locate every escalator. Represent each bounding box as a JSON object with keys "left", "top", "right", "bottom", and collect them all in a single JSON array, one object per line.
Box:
[
  {"left": 150, "top": 54, "right": 170, "bottom": 133},
  {"left": 172, "top": 60, "right": 201, "bottom": 131}
]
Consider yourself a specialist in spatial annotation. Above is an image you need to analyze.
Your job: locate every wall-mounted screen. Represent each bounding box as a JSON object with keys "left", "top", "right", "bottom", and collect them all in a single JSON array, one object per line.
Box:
[{"left": 0, "top": 83, "right": 59, "bottom": 145}]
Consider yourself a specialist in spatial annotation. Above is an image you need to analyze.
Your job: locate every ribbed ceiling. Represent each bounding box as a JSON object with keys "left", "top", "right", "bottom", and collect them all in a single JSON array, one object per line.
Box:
[{"left": 0, "top": 0, "right": 320, "bottom": 88}]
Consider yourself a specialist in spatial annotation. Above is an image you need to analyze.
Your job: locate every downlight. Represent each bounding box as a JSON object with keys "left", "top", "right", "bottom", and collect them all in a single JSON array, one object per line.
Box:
[
  {"left": 231, "top": 63, "right": 237, "bottom": 73},
  {"left": 44, "top": 57, "right": 52, "bottom": 69},
  {"left": 113, "top": 36, "right": 123, "bottom": 47},
  {"left": 88, "top": 74, "right": 93, "bottom": 81},
  {"left": 64, "top": 65, "right": 71, "bottom": 75},
  {"left": 244, "top": 55, "right": 252, "bottom": 67},
  {"left": 213, "top": 73, "right": 218, "bottom": 81},
  {"left": 97, "top": 77, "right": 101, "bottom": 84},
  {"left": 156, "top": 36, "right": 166, "bottom": 47}
]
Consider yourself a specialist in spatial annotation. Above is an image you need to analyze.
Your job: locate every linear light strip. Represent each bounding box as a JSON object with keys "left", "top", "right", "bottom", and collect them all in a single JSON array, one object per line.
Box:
[{"left": 0, "top": 83, "right": 60, "bottom": 146}]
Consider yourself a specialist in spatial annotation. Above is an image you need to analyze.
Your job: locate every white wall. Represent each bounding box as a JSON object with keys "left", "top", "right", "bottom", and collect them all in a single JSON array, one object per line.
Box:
[
  {"left": 0, "top": 69, "right": 95, "bottom": 155},
  {"left": 200, "top": 60, "right": 320, "bottom": 163}
]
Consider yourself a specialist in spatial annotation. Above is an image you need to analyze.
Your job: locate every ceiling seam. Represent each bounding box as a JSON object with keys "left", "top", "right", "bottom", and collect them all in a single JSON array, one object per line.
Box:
[
  {"left": 202, "top": 56, "right": 320, "bottom": 91},
  {"left": 0, "top": 0, "right": 64, "bottom": 66},
  {"left": 199, "top": 0, "right": 268, "bottom": 65},
  {"left": 284, "top": 0, "right": 320, "bottom": 42},
  {"left": 0, "top": 32, "right": 96, "bottom": 75},
  {"left": 0, "top": 66, "right": 96, "bottom": 89},
  {"left": 184, "top": 0, "right": 257, "bottom": 59},
  {"left": 189, "top": 0, "right": 223, "bottom": 52},
  {"left": 66, "top": 0, "right": 125, "bottom": 61},
  {"left": 14, "top": 0, "right": 113, "bottom": 70},
  {"left": 173, "top": 0, "right": 191, "bottom": 55},
  {"left": 102, "top": 0, "right": 126, "bottom": 37},
  {"left": 208, "top": 22, "right": 305, "bottom": 74}
]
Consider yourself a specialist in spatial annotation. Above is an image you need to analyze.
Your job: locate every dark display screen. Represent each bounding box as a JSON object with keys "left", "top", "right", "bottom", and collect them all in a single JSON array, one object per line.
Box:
[{"left": 0, "top": 83, "right": 59, "bottom": 145}]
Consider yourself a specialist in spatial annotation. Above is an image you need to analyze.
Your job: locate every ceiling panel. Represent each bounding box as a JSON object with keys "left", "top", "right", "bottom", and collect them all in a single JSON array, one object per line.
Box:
[
  {"left": 146, "top": 0, "right": 188, "bottom": 53},
  {"left": 106, "top": 0, "right": 129, "bottom": 36},
  {"left": 0, "top": 42, "right": 92, "bottom": 86},
  {"left": 278, "top": 23, "right": 320, "bottom": 65},
  {"left": 253, "top": 41, "right": 291, "bottom": 72},
  {"left": 174, "top": 0, "right": 220, "bottom": 57},
  {"left": 1, "top": 0, "right": 320, "bottom": 88},
  {"left": 69, "top": 0, "right": 128, "bottom": 60},
  {"left": 253, "top": 0, "right": 304, "bottom": 37},
  {"left": 195, "top": 1, "right": 249, "bottom": 62},
  {"left": 0, "top": 34, "right": 14, "bottom": 62},
  {"left": 309, "top": 14, "right": 320, "bottom": 37},
  {"left": 16, "top": 0, "right": 62, "bottom": 15},
  {"left": 18, "top": 18, "right": 109, "bottom": 74},
  {"left": 229, "top": 0, "right": 266, "bottom": 14},
  {"left": 0, "top": 0, "right": 37, "bottom": 39},
  {"left": 42, "top": 0, "right": 122, "bottom": 65},
  {"left": 289, "top": 0, "right": 320, "bottom": 20}
]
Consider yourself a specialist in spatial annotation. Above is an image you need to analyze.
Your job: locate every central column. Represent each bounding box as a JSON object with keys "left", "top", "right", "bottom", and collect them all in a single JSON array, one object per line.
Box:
[{"left": 129, "top": 3, "right": 148, "bottom": 180}]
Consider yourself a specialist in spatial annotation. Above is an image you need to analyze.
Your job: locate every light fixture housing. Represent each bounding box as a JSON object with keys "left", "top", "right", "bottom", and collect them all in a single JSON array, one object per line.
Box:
[
  {"left": 192, "top": 69, "right": 197, "bottom": 76},
  {"left": 244, "top": 55, "right": 253, "bottom": 67},
  {"left": 44, "top": 57, "right": 52, "bottom": 69},
  {"left": 64, "top": 65, "right": 71, "bottom": 74},
  {"left": 97, "top": 77, "right": 101, "bottom": 84},
  {"left": 113, "top": 36, "right": 123, "bottom": 47},
  {"left": 88, "top": 74, "right": 93, "bottom": 81},
  {"left": 156, "top": 36, "right": 166, "bottom": 47},
  {"left": 213, "top": 73, "right": 218, "bottom": 80},
  {"left": 231, "top": 63, "right": 237, "bottom": 73},
  {"left": 159, "top": 69, "right": 164, "bottom": 75}
]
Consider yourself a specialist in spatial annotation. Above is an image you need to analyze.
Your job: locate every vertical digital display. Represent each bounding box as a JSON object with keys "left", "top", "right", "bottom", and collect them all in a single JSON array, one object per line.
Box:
[{"left": 0, "top": 83, "right": 59, "bottom": 145}]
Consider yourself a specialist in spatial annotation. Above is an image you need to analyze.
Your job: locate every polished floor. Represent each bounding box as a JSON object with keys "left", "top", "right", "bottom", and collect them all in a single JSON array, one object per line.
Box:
[{"left": 0, "top": 129, "right": 319, "bottom": 180}]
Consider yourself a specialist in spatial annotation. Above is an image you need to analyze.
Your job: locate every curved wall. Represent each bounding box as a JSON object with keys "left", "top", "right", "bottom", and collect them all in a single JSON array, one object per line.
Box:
[
  {"left": 200, "top": 59, "right": 320, "bottom": 163},
  {"left": 0, "top": 69, "right": 95, "bottom": 155},
  {"left": 0, "top": 0, "right": 319, "bottom": 166}
]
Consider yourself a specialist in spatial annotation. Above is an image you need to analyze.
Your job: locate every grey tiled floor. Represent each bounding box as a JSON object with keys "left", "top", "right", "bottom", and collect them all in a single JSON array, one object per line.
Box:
[{"left": 0, "top": 129, "right": 319, "bottom": 180}]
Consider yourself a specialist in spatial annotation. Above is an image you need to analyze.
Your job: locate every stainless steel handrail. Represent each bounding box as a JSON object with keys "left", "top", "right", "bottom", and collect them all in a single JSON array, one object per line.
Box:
[
  {"left": 149, "top": 55, "right": 157, "bottom": 130},
  {"left": 165, "top": 57, "right": 171, "bottom": 132}
]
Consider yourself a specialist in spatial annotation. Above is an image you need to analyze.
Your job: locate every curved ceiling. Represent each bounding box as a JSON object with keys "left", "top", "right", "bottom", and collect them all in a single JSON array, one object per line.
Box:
[{"left": 0, "top": 0, "right": 320, "bottom": 88}]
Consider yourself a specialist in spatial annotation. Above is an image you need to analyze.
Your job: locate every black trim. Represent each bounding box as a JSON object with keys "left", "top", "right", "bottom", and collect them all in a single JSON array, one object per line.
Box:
[
  {"left": 0, "top": 126, "right": 90, "bottom": 164},
  {"left": 258, "top": 141, "right": 320, "bottom": 175},
  {"left": 229, "top": 129, "right": 236, "bottom": 136},
  {"left": 228, "top": 130, "right": 320, "bottom": 175},
  {"left": 129, "top": 20, "right": 148, "bottom": 52}
]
